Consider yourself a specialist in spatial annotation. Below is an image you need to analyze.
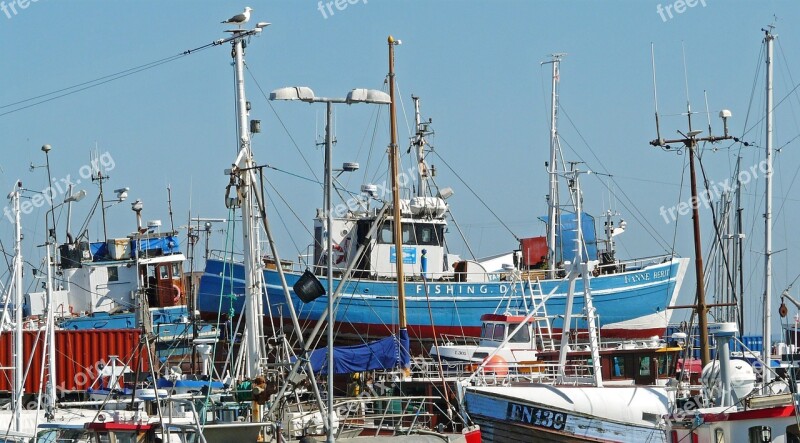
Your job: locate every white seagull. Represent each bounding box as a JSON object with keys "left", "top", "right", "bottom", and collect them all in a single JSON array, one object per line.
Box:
[{"left": 222, "top": 7, "right": 252, "bottom": 27}]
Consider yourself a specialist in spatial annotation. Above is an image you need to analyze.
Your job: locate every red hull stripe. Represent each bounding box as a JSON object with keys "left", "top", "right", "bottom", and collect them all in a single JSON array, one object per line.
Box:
[{"left": 701, "top": 405, "right": 794, "bottom": 423}]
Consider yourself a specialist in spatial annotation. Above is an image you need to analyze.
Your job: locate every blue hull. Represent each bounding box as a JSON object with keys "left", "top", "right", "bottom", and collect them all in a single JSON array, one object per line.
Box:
[{"left": 198, "top": 257, "right": 688, "bottom": 340}]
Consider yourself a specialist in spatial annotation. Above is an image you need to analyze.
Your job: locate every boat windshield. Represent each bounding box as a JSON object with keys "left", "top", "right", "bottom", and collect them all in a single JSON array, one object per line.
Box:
[{"left": 508, "top": 324, "right": 531, "bottom": 343}]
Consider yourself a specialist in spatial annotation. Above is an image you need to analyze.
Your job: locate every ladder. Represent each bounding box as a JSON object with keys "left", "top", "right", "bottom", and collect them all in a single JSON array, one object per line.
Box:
[{"left": 527, "top": 278, "right": 556, "bottom": 351}]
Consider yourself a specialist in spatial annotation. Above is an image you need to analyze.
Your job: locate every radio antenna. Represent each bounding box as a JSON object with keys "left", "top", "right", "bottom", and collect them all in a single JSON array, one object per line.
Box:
[{"left": 651, "top": 43, "right": 663, "bottom": 145}]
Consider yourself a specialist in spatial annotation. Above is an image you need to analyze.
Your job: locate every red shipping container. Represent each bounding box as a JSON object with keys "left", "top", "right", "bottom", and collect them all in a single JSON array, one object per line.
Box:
[
  {"left": 521, "top": 236, "right": 548, "bottom": 267},
  {"left": 0, "top": 329, "right": 145, "bottom": 394}
]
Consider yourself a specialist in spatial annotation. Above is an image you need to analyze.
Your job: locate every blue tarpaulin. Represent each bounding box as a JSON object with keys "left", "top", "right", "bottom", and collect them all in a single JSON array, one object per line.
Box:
[
  {"left": 303, "top": 329, "right": 410, "bottom": 375},
  {"left": 90, "top": 235, "right": 181, "bottom": 261},
  {"left": 538, "top": 212, "right": 598, "bottom": 263}
]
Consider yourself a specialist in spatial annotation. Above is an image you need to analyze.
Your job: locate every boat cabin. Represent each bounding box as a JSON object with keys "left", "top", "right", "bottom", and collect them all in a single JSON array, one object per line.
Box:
[
  {"left": 313, "top": 197, "right": 453, "bottom": 280},
  {"left": 25, "top": 232, "right": 186, "bottom": 319}
]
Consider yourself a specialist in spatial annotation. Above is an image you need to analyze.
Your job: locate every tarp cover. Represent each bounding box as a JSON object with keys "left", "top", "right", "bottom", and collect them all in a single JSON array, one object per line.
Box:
[
  {"left": 90, "top": 235, "right": 181, "bottom": 261},
  {"left": 304, "top": 329, "right": 410, "bottom": 375},
  {"left": 538, "top": 212, "right": 598, "bottom": 263}
]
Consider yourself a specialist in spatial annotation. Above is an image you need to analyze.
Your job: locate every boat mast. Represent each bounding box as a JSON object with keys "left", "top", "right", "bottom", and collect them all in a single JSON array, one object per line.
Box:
[
  {"left": 412, "top": 95, "right": 427, "bottom": 198},
  {"left": 10, "top": 182, "right": 23, "bottom": 432},
  {"left": 45, "top": 234, "right": 57, "bottom": 411},
  {"left": 763, "top": 27, "right": 775, "bottom": 390},
  {"left": 649, "top": 47, "right": 734, "bottom": 366},
  {"left": 544, "top": 54, "right": 565, "bottom": 276},
  {"left": 387, "top": 35, "right": 409, "bottom": 351},
  {"left": 231, "top": 28, "right": 265, "bottom": 378},
  {"left": 735, "top": 156, "right": 745, "bottom": 333}
]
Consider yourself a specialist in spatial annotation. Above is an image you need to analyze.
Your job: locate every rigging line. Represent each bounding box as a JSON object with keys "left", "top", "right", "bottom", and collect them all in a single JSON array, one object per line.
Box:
[
  {"left": 696, "top": 152, "right": 738, "bottom": 307},
  {"left": 557, "top": 104, "right": 672, "bottom": 251},
  {"left": 262, "top": 175, "right": 312, "bottom": 258},
  {"left": 244, "top": 65, "right": 321, "bottom": 184},
  {"left": 0, "top": 48, "right": 213, "bottom": 118},
  {"left": 430, "top": 151, "right": 520, "bottom": 242},
  {"left": 777, "top": 40, "right": 800, "bottom": 139},
  {"left": 350, "top": 89, "right": 386, "bottom": 190},
  {"left": 429, "top": 174, "right": 477, "bottom": 260},
  {"left": 774, "top": 152, "right": 800, "bottom": 220},
  {"left": 394, "top": 80, "right": 413, "bottom": 143},
  {"left": 664, "top": 149, "right": 687, "bottom": 314},
  {"left": 778, "top": 42, "right": 800, "bottom": 137},
  {"left": 1, "top": 49, "right": 191, "bottom": 110},
  {"left": 556, "top": 130, "right": 672, "bottom": 253},
  {"left": 735, "top": 43, "right": 766, "bottom": 159}
]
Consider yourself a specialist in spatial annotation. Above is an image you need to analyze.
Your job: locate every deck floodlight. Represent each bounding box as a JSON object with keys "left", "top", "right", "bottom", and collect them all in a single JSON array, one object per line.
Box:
[
  {"left": 347, "top": 88, "right": 391, "bottom": 105},
  {"left": 65, "top": 189, "right": 87, "bottom": 203},
  {"left": 269, "top": 86, "right": 315, "bottom": 102}
]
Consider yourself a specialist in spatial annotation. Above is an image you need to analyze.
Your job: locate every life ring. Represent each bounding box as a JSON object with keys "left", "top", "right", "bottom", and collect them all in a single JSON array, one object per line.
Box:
[
  {"left": 331, "top": 243, "right": 347, "bottom": 265},
  {"left": 172, "top": 285, "right": 182, "bottom": 304}
]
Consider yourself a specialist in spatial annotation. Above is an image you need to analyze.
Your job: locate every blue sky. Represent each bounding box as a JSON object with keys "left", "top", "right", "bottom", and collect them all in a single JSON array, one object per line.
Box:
[{"left": 1, "top": 1, "right": 799, "bottom": 336}]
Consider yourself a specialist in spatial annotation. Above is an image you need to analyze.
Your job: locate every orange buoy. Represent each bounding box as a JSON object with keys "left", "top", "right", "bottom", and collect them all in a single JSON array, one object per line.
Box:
[{"left": 482, "top": 355, "right": 509, "bottom": 377}]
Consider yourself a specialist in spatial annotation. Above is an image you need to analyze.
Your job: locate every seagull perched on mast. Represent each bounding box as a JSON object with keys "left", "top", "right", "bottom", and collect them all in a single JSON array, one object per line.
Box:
[{"left": 222, "top": 7, "right": 252, "bottom": 27}]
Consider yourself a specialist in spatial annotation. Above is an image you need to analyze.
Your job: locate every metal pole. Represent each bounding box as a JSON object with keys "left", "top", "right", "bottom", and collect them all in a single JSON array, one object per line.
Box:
[
  {"left": 12, "top": 183, "right": 23, "bottom": 432},
  {"left": 44, "top": 147, "right": 56, "bottom": 244},
  {"left": 546, "top": 55, "right": 562, "bottom": 275},
  {"left": 763, "top": 29, "right": 775, "bottom": 390},
  {"left": 325, "top": 100, "right": 335, "bottom": 443},
  {"left": 45, "top": 237, "right": 57, "bottom": 410},
  {"left": 94, "top": 172, "right": 109, "bottom": 242},
  {"left": 232, "top": 31, "right": 262, "bottom": 379}
]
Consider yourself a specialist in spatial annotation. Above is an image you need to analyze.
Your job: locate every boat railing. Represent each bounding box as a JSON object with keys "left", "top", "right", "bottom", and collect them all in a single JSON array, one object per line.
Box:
[
  {"left": 598, "top": 253, "right": 677, "bottom": 273},
  {"left": 286, "top": 395, "right": 443, "bottom": 437},
  {"left": 406, "top": 357, "right": 597, "bottom": 386},
  {"left": 208, "top": 251, "right": 677, "bottom": 284},
  {"left": 336, "top": 395, "right": 439, "bottom": 434},
  {"left": 435, "top": 334, "right": 481, "bottom": 346}
]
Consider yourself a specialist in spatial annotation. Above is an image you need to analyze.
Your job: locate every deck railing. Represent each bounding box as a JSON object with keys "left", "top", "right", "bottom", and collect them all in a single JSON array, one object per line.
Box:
[{"left": 206, "top": 250, "right": 678, "bottom": 284}]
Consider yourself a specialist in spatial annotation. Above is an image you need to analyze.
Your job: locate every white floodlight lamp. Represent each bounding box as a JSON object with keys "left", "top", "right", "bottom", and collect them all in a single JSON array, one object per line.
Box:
[
  {"left": 346, "top": 89, "right": 391, "bottom": 105},
  {"left": 269, "top": 86, "right": 315, "bottom": 102}
]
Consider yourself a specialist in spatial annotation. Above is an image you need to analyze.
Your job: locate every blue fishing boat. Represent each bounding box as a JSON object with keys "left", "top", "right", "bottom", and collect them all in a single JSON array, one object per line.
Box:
[
  {"left": 197, "top": 85, "right": 688, "bottom": 342},
  {"left": 199, "top": 253, "right": 686, "bottom": 341}
]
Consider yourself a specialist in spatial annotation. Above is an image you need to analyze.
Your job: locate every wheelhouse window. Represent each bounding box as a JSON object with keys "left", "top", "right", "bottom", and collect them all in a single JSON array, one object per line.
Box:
[
  {"left": 639, "top": 356, "right": 651, "bottom": 376},
  {"left": 481, "top": 323, "right": 493, "bottom": 339},
  {"left": 658, "top": 353, "right": 675, "bottom": 376},
  {"left": 749, "top": 426, "right": 772, "bottom": 442},
  {"left": 508, "top": 323, "right": 531, "bottom": 343},
  {"left": 379, "top": 223, "right": 393, "bottom": 243},
  {"left": 107, "top": 266, "right": 119, "bottom": 282},
  {"left": 715, "top": 428, "right": 725, "bottom": 443},
  {"left": 492, "top": 324, "right": 506, "bottom": 341},
  {"left": 611, "top": 356, "right": 626, "bottom": 378},
  {"left": 785, "top": 425, "right": 800, "bottom": 443},
  {"left": 378, "top": 222, "right": 444, "bottom": 246}
]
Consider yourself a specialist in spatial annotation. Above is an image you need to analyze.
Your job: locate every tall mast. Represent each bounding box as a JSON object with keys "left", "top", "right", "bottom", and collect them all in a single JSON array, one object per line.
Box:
[
  {"left": 45, "top": 237, "right": 57, "bottom": 411},
  {"left": 11, "top": 182, "right": 23, "bottom": 432},
  {"left": 412, "top": 95, "right": 427, "bottom": 198},
  {"left": 735, "top": 156, "right": 745, "bottom": 333},
  {"left": 232, "top": 28, "right": 264, "bottom": 378},
  {"left": 388, "top": 35, "right": 408, "bottom": 339},
  {"left": 763, "top": 28, "right": 775, "bottom": 390},
  {"left": 544, "top": 54, "right": 564, "bottom": 275}
]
